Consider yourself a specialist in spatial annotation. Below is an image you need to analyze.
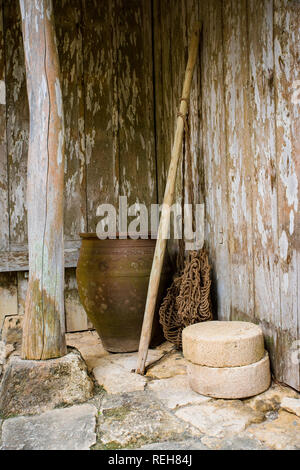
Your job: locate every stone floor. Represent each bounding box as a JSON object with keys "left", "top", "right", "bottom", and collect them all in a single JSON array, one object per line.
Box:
[{"left": 1, "top": 330, "right": 300, "bottom": 450}]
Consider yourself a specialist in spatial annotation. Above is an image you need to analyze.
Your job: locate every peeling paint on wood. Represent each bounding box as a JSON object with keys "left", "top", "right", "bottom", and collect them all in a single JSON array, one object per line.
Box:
[
  {"left": 54, "top": 0, "right": 87, "bottom": 240},
  {"left": 117, "top": 0, "right": 157, "bottom": 211},
  {"left": 20, "top": 0, "right": 67, "bottom": 360},
  {"left": 0, "top": 0, "right": 298, "bottom": 388},
  {"left": 223, "top": 0, "right": 255, "bottom": 322},
  {"left": 83, "top": 0, "right": 119, "bottom": 231},
  {"left": 274, "top": 0, "right": 300, "bottom": 390},
  {"left": 0, "top": 0, "right": 9, "bottom": 252},
  {"left": 4, "top": 0, "right": 29, "bottom": 246},
  {"left": 200, "top": 0, "right": 231, "bottom": 320}
]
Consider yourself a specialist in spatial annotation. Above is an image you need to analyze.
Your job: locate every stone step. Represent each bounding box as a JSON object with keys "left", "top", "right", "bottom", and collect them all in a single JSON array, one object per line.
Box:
[
  {"left": 187, "top": 351, "right": 271, "bottom": 399},
  {"left": 182, "top": 321, "right": 264, "bottom": 367}
]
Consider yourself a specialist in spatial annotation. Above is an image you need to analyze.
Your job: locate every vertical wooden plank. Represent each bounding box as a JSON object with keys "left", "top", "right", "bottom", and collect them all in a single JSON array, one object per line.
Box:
[
  {"left": 223, "top": 0, "right": 254, "bottom": 321},
  {"left": 0, "top": 273, "right": 18, "bottom": 332},
  {"left": 154, "top": 0, "right": 173, "bottom": 203},
  {"left": 171, "top": 0, "right": 187, "bottom": 222},
  {"left": 117, "top": 0, "right": 157, "bottom": 211},
  {"left": 152, "top": 0, "right": 164, "bottom": 202},
  {"left": 20, "top": 0, "right": 67, "bottom": 359},
  {"left": 65, "top": 269, "right": 92, "bottom": 332},
  {"left": 247, "top": 0, "right": 280, "bottom": 372},
  {"left": 83, "top": 0, "right": 119, "bottom": 232},
  {"left": 201, "top": 0, "right": 231, "bottom": 320},
  {"left": 16, "top": 271, "right": 27, "bottom": 316},
  {"left": 0, "top": 0, "right": 9, "bottom": 252},
  {"left": 54, "top": 0, "right": 87, "bottom": 240},
  {"left": 186, "top": 0, "right": 202, "bottom": 208},
  {"left": 4, "top": 0, "right": 28, "bottom": 247},
  {"left": 274, "top": 0, "right": 300, "bottom": 390}
]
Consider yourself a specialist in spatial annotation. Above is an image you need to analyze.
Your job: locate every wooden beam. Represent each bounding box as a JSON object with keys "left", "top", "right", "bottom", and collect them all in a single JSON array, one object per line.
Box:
[{"left": 20, "top": 0, "right": 67, "bottom": 359}]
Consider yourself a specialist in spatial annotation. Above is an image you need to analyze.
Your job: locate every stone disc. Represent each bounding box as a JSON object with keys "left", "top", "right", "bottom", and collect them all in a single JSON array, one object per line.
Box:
[
  {"left": 187, "top": 351, "right": 271, "bottom": 399},
  {"left": 182, "top": 321, "right": 264, "bottom": 367}
]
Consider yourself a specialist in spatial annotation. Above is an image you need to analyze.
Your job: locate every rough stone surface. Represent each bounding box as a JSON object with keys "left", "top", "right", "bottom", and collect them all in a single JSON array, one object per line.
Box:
[
  {"left": 148, "top": 375, "right": 211, "bottom": 409},
  {"left": 187, "top": 351, "right": 271, "bottom": 399},
  {"left": 0, "top": 350, "right": 94, "bottom": 418},
  {"left": 245, "top": 382, "right": 299, "bottom": 413},
  {"left": 280, "top": 397, "right": 300, "bottom": 418},
  {"left": 146, "top": 351, "right": 187, "bottom": 379},
  {"left": 182, "top": 321, "right": 265, "bottom": 367},
  {"left": 175, "top": 401, "right": 264, "bottom": 438},
  {"left": 248, "top": 411, "right": 300, "bottom": 450},
  {"left": 137, "top": 439, "right": 208, "bottom": 450},
  {"left": 93, "top": 359, "right": 147, "bottom": 394},
  {"left": 1, "top": 404, "right": 97, "bottom": 450},
  {"left": 1, "top": 315, "right": 23, "bottom": 349},
  {"left": 66, "top": 330, "right": 109, "bottom": 370},
  {"left": 201, "top": 434, "right": 267, "bottom": 450},
  {"left": 96, "top": 391, "right": 196, "bottom": 448},
  {"left": 108, "top": 349, "right": 164, "bottom": 371}
]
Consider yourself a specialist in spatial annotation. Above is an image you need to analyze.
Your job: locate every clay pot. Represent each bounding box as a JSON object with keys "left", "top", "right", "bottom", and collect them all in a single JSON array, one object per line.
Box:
[{"left": 76, "top": 234, "right": 171, "bottom": 353}]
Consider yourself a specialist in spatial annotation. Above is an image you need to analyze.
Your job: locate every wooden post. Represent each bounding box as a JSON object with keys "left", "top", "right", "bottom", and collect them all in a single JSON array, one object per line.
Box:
[
  {"left": 136, "top": 24, "right": 201, "bottom": 374},
  {"left": 20, "top": 0, "right": 67, "bottom": 359}
]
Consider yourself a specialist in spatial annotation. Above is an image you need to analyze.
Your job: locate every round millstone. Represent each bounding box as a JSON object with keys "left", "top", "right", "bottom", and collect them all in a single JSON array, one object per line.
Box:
[
  {"left": 182, "top": 321, "right": 265, "bottom": 367},
  {"left": 187, "top": 351, "right": 271, "bottom": 399}
]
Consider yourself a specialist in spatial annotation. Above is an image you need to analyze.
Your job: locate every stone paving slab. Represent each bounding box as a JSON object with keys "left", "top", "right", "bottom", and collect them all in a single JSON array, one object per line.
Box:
[
  {"left": 280, "top": 397, "right": 300, "bottom": 417},
  {"left": 148, "top": 375, "right": 211, "bottom": 409},
  {"left": 175, "top": 400, "right": 264, "bottom": 438},
  {"left": 146, "top": 351, "right": 187, "bottom": 379},
  {"left": 247, "top": 410, "right": 300, "bottom": 450},
  {"left": 96, "top": 391, "right": 199, "bottom": 449},
  {"left": 66, "top": 331, "right": 109, "bottom": 370},
  {"left": 93, "top": 359, "right": 147, "bottom": 394},
  {"left": 1, "top": 404, "right": 97, "bottom": 450},
  {"left": 201, "top": 434, "right": 268, "bottom": 450},
  {"left": 245, "top": 382, "right": 299, "bottom": 413},
  {"left": 137, "top": 439, "right": 208, "bottom": 450}
]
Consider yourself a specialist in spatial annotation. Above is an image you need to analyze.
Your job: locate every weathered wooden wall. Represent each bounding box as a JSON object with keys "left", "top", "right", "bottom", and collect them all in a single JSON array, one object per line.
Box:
[
  {"left": 203, "top": 0, "right": 299, "bottom": 390},
  {"left": 0, "top": 0, "right": 157, "bottom": 333},
  {"left": 0, "top": 0, "right": 299, "bottom": 389},
  {"left": 153, "top": 0, "right": 299, "bottom": 390}
]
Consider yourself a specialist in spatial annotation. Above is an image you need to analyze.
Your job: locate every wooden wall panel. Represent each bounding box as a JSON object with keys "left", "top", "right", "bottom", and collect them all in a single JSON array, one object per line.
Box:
[
  {"left": 247, "top": 0, "right": 280, "bottom": 373},
  {"left": 117, "top": 0, "right": 157, "bottom": 211},
  {"left": 54, "top": 0, "right": 87, "bottom": 240},
  {"left": 222, "top": 0, "right": 255, "bottom": 322},
  {"left": 274, "top": 0, "right": 300, "bottom": 390},
  {"left": 153, "top": 0, "right": 173, "bottom": 202},
  {"left": 83, "top": 0, "right": 119, "bottom": 232},
  {"left": 4, "top": 0, "right": 28, "bottom": 247},
  {"left": 0, "top": 0, "right": 9, "bottom": 252},
  {"left": 201, "top": 0, "right": 231, "bottom": 319}
]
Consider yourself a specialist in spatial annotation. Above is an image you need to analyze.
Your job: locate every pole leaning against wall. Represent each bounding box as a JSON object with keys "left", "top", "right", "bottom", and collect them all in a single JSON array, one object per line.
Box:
[
  {"left": 20, "top": 0, "right": 67, "bottom": 360},
  {"left": 136, "top": 23, "right": 201, "bottom": 375}
]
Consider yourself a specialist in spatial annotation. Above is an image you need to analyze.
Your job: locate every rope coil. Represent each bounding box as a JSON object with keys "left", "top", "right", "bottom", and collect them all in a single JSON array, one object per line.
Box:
[{"left": 159, "top": 102, "right": 212, "bottom": 349}]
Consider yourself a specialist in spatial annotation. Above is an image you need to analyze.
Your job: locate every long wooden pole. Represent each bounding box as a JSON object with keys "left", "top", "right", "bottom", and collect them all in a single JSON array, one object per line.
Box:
[
  {"left": 20, "top": 0, "right": 67, "bottom": 359},
  {"left": 136, "top": 24, "right": 201, "bottom": 374}
]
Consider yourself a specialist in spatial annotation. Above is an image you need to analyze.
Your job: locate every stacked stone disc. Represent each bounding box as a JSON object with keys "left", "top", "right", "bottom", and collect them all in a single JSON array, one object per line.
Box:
[{"left": 182, "top": 321, "right": 271, "bottom": 399}]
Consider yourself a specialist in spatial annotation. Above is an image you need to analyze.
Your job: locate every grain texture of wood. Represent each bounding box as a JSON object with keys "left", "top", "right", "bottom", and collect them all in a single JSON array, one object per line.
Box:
[
  {"left": 223, "top": 0, "right": 255, "bottom": 322},
  {"left": 201, "top": 0, "right": 231, "bottom": 319},
  {"left": 53, "top": 0, "right": 87, "bottom": 240},
  {"left": 83, "top": 0, "right": 119, "bottom": 232},
  {"left": 117, "top": 0, "right": 157, "bottom": 213},
  {"left": 274, "top": 0, "right": 300, "bottom": 390},
  {"left": 0, "top": 0, "right": 9, "bottom": 252},
  {"left": 136, "top": 23, "right": 201, "bottom": 374},
  {"left": 4, "top": 0, "right": 28, "bottom": 247},
  {"left": 247, "top": 0, "right": 280, "bottom": 373},
  {"left": 20, "top": 0, "right": 67, "bottom": 359}
]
